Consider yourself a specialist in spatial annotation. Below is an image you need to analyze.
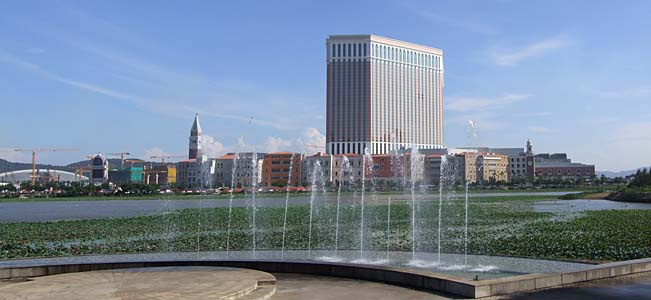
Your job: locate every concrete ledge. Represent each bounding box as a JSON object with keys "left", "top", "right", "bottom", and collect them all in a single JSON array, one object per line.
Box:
[{"left": 1, "top": 257, "right": 651, "bottom": 298}]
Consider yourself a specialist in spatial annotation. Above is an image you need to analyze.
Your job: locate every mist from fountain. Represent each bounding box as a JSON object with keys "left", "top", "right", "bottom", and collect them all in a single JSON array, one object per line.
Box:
[
  {"left": 386, "top": 196, "right": 391, "bottom": 260},
  {"left": 225, "top": 151, "right": 240, "bottom": 253},
  {"left": 438, "top": 155, "right": 448, "bottom": 266},
  {"left": 465, "top": 119, "right": 479, "bottom": 268},
  {"left": 334, "top": 156, "right": 352, "bottom": 257},
  {"left": 250, "top": 151, "right": 259, "bottom": 258},
  {"left": 410, "top": 148, "right": 418, "bottom": 261},
  {"left": 465, "top": 181, "right": 469, "bottom": 268},
  {"left": 280, "top": 152, "right": 295, "bottom": 259},
  {"left": 307, "top": 160, "right": 323, "bottom": 258},
  {"left": 409, "top": 146, "right": 425, "bottom": 262},
  {"left": 359, "top": 148, "right": 374, "bottom": 261}
]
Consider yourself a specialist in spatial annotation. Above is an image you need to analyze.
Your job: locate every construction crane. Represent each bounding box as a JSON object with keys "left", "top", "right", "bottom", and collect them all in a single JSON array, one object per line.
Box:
[
  {"left": 304, "top": 144, "right": 325, "bottom": 154},
  {"left": 124, "top": 159, "right": 145, "bottom": 168},
  {"left": 10, "top": 148, "right": 78, "bottom": 185},
  {"left": 150, "top": 155, "right": 184, "bottom": 163},
  {"left": 106, "top": 152, "right": 131, "bottom": 168},
  {"left": 75, "top": 166, "right": 91, "bottom": 181}
]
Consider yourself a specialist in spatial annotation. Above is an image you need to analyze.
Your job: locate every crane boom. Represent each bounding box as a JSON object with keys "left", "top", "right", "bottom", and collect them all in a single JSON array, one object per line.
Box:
[{"left": 11, "top": 148, "right": 78, "bottom": 185}]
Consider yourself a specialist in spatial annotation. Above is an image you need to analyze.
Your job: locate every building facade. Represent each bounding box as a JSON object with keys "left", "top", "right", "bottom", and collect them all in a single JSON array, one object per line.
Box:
[
  {"left": 456, "top": 152, "right": 509, "bottom": 184},
  {"left": 332, "top": 154, "right": 364, "bottom": 186},
  {"left": 91, "top": 154, "right": 108, "bottom": 184},
  {"left": 326, "top": 35, "right": 444, "bottom": 155},
  {"left": 262, "top": 152, "right": 303, "bottom": 187},
  {"left": 214, "top": 153, "right": 265, "bottom": 188},
  {"left": 109, "top": 167, "right": 143, "bottom": 185},
  {"left": 301, "top": 153, "right": 333, "bottom": 187},
  {"left": 458, "top": 140, "right": 535, "bottom": 183},
  {"left": 534, "top": 153, "right": 595, "bottom": 180},
  {"left": 143, "top": 165, "right": 176, "bottom": 185}
]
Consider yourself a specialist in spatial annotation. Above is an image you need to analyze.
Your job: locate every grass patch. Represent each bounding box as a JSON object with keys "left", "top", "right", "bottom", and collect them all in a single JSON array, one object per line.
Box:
[{"left": 1, "top": 196, "right": 649, "bottom": 263}]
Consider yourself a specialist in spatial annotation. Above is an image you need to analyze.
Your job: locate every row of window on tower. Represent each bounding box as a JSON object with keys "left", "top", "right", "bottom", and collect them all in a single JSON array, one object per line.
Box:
[
  {"left": 332, "top": 43, "right": 368, "bottom": 58},
  {"left": 372, "top": 43, "right": 441, "bottom": 68},
  {"left": 330, "top": 42, "right": 441, "bottom": 69}
]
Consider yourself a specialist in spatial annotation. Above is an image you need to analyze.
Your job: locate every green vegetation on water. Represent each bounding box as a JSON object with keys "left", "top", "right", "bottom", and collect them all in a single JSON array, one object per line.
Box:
[
  {"left": 2, "top": 195, "right": 650, "bottom": 263},
  {"left": 605, "top": 169, "right": 651, "bottom": 203}
]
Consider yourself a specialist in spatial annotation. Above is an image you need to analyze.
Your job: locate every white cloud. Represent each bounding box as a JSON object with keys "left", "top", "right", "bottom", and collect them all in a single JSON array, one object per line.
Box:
[
  {"left": 574, "top": 122, "right": 651, "bottom": 171},
  {"left": 492, "top": 36, "right": 571, "bottom": 66},
  {"left": 0, "top": 51, "right": 298, "bottom": 131},
  {"left": 301, "top": 128, "right": 326, "bottom": 153},
  {"left": 263, "top": 128, "right": 326, "bottom": 154},
  {"left": 265, "top": 137, "right": 292, "bottom": 153},
  {"left": 417, "top": 11, "right": 497, "bottom": 35},
  {"left": 143, "top": 147, "right": 173, "bottom": 159},
  {"left": 0, "top": 150, "right": 31, "bottom": 163},
  {"left": 202, "top": 134, "right": 227, "bottom": 158},
  {"left": 26, "top": 47, "right": 45, "bottom": 54},
  {"left": 599, "top": 87, "right": 651, "bottom": 98},
  {"left": 528, "top": 126, "right": 552, "bottom": 133},
  {"left": 446, "top": 93, "right": 531, "bottom": 112}
]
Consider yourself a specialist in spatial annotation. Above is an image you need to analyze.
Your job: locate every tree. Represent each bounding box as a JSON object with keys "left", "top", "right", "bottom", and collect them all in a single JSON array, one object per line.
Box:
[{"left": 629, "top": 168, "right": 651, "bottom": 188}]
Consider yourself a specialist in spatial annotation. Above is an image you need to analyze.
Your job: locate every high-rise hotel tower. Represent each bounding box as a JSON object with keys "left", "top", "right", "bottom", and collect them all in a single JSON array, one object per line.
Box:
[{"left": 326, "top": 35, "right": 444, "bottom": 155}]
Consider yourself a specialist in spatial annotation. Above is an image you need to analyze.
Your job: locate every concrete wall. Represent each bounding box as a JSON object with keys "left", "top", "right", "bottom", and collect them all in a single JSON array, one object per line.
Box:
[{"left": 2, "top": 258, "right": 651, "bottom": 298}]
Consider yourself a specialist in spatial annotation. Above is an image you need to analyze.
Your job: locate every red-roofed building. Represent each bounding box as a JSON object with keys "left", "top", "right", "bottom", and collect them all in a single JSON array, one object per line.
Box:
[{"left": 262, "top": 152, "right": 304, "bottom": 187}]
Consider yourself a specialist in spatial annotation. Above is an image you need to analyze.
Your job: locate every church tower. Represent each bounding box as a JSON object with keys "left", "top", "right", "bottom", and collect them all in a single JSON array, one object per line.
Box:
[{"left": 189, "top": 113, "right": 203, "bottom": 160}]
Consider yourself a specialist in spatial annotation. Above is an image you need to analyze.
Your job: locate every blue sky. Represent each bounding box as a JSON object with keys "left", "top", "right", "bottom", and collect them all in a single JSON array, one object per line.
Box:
[{"left": 1, "top": 0, "right": 650, "bottom": 171}]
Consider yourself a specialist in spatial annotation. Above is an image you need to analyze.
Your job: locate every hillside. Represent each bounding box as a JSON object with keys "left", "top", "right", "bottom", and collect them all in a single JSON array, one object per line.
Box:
[
  {"left": 0, "top": 158, "right": 162, "bottom": 173},
  {"left": 598, "top": 167, "right": 650, "bottom": 178},
  {"left": 0, "top": 159, "right": 71, "bottom": 173}
]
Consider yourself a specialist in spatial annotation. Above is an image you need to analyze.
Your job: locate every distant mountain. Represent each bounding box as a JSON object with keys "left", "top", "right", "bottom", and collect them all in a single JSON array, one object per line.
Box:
[
  {"left": 598, "top": 167, "right": 651, "bottom": 178},
  {"left": 0, "top": 158, "right": 161, "bottom": 174},
  {"left": 0, "top": 159, "right": 71, "bottom": 173},
  {"left": 66, "top": 158, "right": 159, "bottom": 170}
]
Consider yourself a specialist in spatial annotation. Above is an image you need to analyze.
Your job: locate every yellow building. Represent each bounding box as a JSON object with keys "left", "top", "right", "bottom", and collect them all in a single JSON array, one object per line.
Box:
[
  {"left": 143, "top": 164, "right": 177, "bottom": 185},
  {"left": 459, "top": 152, "right": 509, "bottom": 184}
]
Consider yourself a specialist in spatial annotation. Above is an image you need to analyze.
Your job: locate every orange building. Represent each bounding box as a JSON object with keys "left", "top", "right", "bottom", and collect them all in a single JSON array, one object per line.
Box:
[{"left": 262, "top": 152, "right": 304, "bottom": 187}]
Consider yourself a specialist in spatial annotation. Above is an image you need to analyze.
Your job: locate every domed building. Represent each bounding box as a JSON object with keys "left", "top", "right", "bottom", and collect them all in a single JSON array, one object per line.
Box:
[{"left": 91, "top": 154, "right": 109, "bottom": 184}]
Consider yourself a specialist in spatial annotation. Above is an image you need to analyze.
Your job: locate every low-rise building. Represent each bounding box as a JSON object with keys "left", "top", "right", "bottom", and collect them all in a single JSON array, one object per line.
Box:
[
  {"left": 109, "top": 167, "right": 143, "bottom": 185},
  {"left": 455, "top": 152, "right": 509, "bottom": 184},
  {"left": 458, "top": 140, "right": 535, "bottom": 183},
  {"left": 143, "top": 165, "right": 176, "bottom": 185},
  {"left": 534, "top": 153, "right": 595, "bottom": 180},
  {"left": 214, "top": 152, "right": 265, "bottom": 188},
  {"left": 301, "top": 153, "right": 333, "bottom": 186},
  {"left": 176, "top": 158, "right": 214, "bottom": 188},
  {"left": 423, "top": 154, "right": 443, "bottom": 185},
  {"left": 91, "top": 154, "right": 109, "bottom": 184},
  {"left": 262, "top": 152, "right": 303, "bottom": 187}
]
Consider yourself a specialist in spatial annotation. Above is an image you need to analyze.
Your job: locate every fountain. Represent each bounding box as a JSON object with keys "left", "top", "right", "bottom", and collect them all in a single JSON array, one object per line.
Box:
[
  {"left": 386, "top": 196, "right": 391, "bottom": 260},
  {"left": 250, "top": 151, "right": 259, "bottom": 257},
  {"left": 358, "top": 148, "right": 374, "bottom": 261},
  {"left": 307, "top": 160, "right": 323, "bottom": 258},
  {"left": 438, "top": 155, "right": 447, "bottom": 266},
  {"left": 280, "top": 152, "right": 295, "bottom": 259},
  {"left": 464, "top": 181, "right": 469, "bottom": 268},
  {"left": 226, "top": 151, "right": 239, "bottom": 252},
  {"left": 334, "top": 156, "right": 352, "bottom": 257}
]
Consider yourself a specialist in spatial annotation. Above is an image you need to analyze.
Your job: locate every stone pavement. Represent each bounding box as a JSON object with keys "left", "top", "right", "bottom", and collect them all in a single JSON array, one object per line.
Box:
[{"left": 0, "top": 266, "right": 276, "bottom": 300}]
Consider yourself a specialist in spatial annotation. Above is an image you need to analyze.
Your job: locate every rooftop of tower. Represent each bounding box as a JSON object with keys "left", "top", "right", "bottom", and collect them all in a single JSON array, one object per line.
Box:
[
  {"left": 327, "top": 34, "right": 443, "bottom": 55},
  {"left": 190, "top": 113, "right": 202, "bottom": 136}
]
